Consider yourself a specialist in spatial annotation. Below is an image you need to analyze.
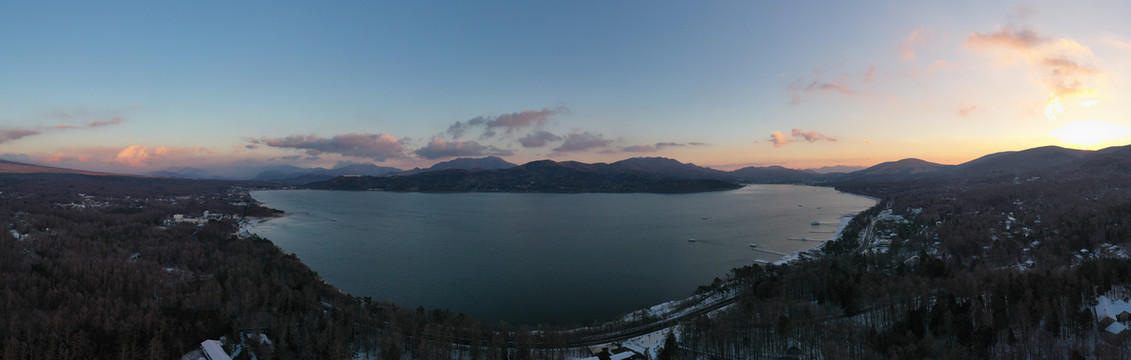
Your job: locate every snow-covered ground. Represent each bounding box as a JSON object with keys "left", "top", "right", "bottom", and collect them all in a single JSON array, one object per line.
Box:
[
  {"left": 618, "top": 288, "right": 735, "bottom": 325},
  {"left": 237, "top": 217, "right": 274, "bottom": 238}
]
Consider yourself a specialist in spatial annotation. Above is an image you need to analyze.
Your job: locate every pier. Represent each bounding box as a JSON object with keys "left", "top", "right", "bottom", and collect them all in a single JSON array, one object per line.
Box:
[
  {"left": 751, "top": 247, "right": 786, "bottom": 256},
  {"left": 786, "top": 237, "right": 823, "bottom": 242}
]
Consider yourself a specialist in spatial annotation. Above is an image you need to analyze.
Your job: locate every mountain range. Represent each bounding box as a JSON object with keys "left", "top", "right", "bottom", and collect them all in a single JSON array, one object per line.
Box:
[
  {"left": 306, "top": 159, "right": 743, "bottom": 193},
  {"left": 7, "top": 144, "right": 1131, "bottom": 193}
]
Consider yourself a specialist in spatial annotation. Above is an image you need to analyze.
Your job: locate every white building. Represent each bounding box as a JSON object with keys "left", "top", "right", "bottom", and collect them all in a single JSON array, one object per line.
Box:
[{"left": 200, "top": 339, "right": 231, "bottom": 360}]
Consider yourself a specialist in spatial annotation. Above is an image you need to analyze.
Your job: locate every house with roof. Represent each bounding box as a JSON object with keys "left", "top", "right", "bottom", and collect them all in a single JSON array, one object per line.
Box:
[
  {"left": 200, "top": 339, "right": 231, "bottom": 360},
  {"left": 1095, "top": 295, "right": 1131, "bottom": 343}
]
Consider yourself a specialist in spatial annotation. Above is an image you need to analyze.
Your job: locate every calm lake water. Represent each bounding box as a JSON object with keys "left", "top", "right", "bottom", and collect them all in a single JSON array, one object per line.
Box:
[{"left": 250, "top": 185, "right": 875, "bottom": 325}]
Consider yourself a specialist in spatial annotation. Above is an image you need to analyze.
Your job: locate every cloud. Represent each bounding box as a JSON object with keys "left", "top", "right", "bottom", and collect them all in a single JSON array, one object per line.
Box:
[
  {"left": 413, "top": 138, "right": 514, "bottom": 159},
  {"left": 619, "top": 142, "right": 706, "bottom": 153},
  {"left": 88, "top": 116, "right": 125, "bottom": 127},
  {"left": 55, "top": 117, "right": 125, "bottom": 129},
  {"left": 114, "top": 145, "right": 211, "bottom": 167},
  {"left": 769, "top": 131, "right": 793, "bottom": 147},
  {"left": 787, "top": 62, "right": 878, "bottom": 105},
  {"left": 959, "top": 103, "right": 982, "bottom": 117},
  {"left": 899, "top": 28, "right": 936, "bottom": 59},
  {"left": 249, "top": 133, "right": 406, "bottom": 161},
  {"left": 807, "top": 82, "right": 852, "bottom": 94},
  {"left": 0, "top": 129, "right": 40, "bottom": 144},
  {"left": 1102, "top": 36, "right": 1131, "bottom": 51},
  {"left": 926, "top": 60, "right": 956, "bottom": 73},
  {"left": 769, "top": 129, "right": 839, "bottom": 147},
  {"left": 44, "top": 105, "right": 134, "bottom": 130},
  {"left": 966, "top": 28, "right": 1046, "bottom": 51},
  {"left": 789, "top": 76, "right": 858, "bottom": 104},
  {"left": 965, "top": 25, "right": 1100, "bottom": 100},
  {"left": 447, "top": 107, "right": 568, "bottom": 139},
  {"left": 0, "top": 153, "right": 33, "bottom": 163},
  {"left": 552, "top": 132, "right": 613, "bottom": 154},
  {"left": 518, "top": 130, "right": 562, "bottom": 148}
]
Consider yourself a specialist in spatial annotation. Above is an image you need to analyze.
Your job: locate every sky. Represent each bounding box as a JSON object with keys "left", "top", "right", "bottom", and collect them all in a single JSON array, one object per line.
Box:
[{"left": 2, "top": 1, "right": 1131, "bottom": 178}]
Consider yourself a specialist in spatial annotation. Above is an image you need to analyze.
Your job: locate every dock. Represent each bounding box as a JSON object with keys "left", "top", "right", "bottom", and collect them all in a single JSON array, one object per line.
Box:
[
  {"left": 787, "top": 237, "right": 822, "bottom": 242},
  {"left": 751, "top": 248, "right": 786, "bottom": 256}
]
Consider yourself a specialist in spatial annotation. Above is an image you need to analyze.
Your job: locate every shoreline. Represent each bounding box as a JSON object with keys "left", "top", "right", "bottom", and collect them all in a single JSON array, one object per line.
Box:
[
  {"left": 773, "top": 211, "right": 861, "bottom": 265},
  {"left": 237, "top": 216, "right": 275, "bottom": 238}
]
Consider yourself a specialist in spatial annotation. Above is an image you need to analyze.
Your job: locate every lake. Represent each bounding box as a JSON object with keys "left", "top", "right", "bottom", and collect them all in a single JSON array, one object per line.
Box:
[{"left": 249, "top": 185, "right": 875, "bottom": 325}]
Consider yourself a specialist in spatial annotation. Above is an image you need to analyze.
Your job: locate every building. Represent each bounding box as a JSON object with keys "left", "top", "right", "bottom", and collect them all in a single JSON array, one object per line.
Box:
[
  {"left": 1096, "top": 296, "right": 1131, "bottom": 343},
  {"left": 200, "top": 340, "right": 231, "bottom": 360}
]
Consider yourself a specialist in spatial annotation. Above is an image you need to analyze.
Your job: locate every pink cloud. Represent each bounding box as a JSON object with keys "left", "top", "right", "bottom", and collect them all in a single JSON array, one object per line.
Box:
[
  {"left": 899, "top": 28, "right": 936, "bottom": 59},
  {"left": 769, "top": 131, "right": 793, "bottom": 147},
  {"left": 966, "top": 28, "right": 1046, "bottom": 51},
  {"left": 769, "top": 129, "right": 838, "bottom": 147},
  {"left": 959, "top": 103, "right": 982, "bottom": 118},
  {"left": 619, "top": 142, "right": 706, "bottom": 153},
  {"left": 114, "top": 145, "right": 211, "bottom": 167},
  {"left": 965, "top": 25, "right": 1100, "bottom": 99}
]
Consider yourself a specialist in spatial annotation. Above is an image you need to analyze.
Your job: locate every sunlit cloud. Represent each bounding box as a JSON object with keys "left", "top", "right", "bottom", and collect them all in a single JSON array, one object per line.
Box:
[
  {"left": 966, "top": 28, "right": 1046, "bottom": 51},
  {"left": 770, "top": 129, "right": 838, "bottom": 147},
  {"left": 965, "top": 23, "right": 1102, "bottom": 121},
  {"left": 959, "top": 103, "right": 983, "bottom": 118},
  {"left": 114, "top": 145, "right": 212, "bottom": 167},
  {"left": 249, "top": 133, "right": 406, "bottom": 161},
  {"left": 1051, "top": 120, "right": 1131, "bottom": 147},
  {"left": 619, "top": 142, "right": 706, "bottom": 153},
  {"left": 898, "top": 27, "right": 936, "bottom": 59},
  {"left": 1044, "top": 97, "right": 1065, "bottom": 120},
  {"left": 1102, "top": 36, "right": 1131, "bottom": 51},
  {"left": 925, "top": 60, "right": 957, "bottom": 73},
  {"left": 770, "top": 131, "right": 792, "bottom": 147},
  {"left": 413, "top": 138, "right": 513, "bottom": 159}
]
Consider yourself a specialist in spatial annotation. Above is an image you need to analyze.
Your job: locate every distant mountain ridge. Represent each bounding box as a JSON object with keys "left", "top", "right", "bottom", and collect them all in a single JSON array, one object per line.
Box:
[
  {"left": 307, "top": 159, "right": 742, "bottom": 193},
  {"left": 250, "top": 163, "right": 403, "bottom": 184},
  {"left": 0, "top": 159, "right": 122, "bottom": 176},
  {"left": 9, "top": 144, "right": 1131, "bottom": 190},
  {"left": 833, "top": 144, "right": 1131, "bottom": 184},
  {"left": 401, "top": 156, "right": 517, "bottom": 175},
  {"left": 297, "top": 144, "right": 1131, "bottom": 192}
]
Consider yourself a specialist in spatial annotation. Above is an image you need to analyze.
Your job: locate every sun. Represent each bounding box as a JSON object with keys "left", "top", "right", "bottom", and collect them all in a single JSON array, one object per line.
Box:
[{"left": 1050, "top": 120, "right": 1131, "bottom": 148}]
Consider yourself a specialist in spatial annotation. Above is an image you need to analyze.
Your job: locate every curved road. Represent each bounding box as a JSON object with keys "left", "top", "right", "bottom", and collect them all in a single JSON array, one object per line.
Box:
[{"left": 565, "top": 293, "right": 740, "bottom": 347}]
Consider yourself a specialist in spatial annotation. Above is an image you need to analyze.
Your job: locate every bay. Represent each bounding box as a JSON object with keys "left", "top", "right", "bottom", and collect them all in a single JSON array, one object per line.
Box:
[{"left": 250, "top": 185, "right": 875, "bottom": 325}]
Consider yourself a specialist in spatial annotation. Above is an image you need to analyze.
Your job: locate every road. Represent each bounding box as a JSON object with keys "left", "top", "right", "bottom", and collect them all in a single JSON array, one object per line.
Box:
[{"left": 565, "top": 293, "right": 740, "bottom": 347}]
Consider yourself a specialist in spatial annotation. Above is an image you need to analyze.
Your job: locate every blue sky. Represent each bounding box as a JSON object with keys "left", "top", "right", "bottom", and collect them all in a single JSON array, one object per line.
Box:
[{"left": 3, "top": 1, "right": 1131, "bottom": 177}]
